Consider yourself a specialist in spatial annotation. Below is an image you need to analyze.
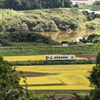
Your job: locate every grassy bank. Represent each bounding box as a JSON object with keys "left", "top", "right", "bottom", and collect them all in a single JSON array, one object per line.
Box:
[{"left": 0, "top": 43, "right": 97, "bottom": 56}]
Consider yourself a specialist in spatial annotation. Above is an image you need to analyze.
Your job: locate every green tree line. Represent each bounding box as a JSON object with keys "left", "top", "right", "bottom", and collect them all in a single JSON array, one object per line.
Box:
[
  {"left": 0, "top": 0, "right": 72, "bottom": 10},
  {"left": 82, "top": 11, "right": 100, "bottom": 21},
  {"left": 0, "top": 31, "right": 60, "bottom": 45}
]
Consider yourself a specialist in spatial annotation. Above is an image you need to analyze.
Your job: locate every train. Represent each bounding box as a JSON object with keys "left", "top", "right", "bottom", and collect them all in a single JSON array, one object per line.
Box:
[{"left": 46, "top": 55, "right": 75, "bottom": 61}]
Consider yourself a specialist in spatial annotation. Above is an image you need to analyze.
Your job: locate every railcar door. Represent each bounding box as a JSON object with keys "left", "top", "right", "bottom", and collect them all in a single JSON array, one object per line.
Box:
[{"left": 46, "top": 56, "right": 49, "bottom": 60}]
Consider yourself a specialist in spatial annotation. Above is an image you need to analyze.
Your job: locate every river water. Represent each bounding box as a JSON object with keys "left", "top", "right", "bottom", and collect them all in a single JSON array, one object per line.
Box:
[{"left": 41, "top": 29, "right": 100, "bottom": 42}]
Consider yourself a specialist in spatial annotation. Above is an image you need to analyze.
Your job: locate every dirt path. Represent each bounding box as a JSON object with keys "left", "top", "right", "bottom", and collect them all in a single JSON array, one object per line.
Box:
[{"left": 56, "top": 95, "right": 73, "bottom": 100}]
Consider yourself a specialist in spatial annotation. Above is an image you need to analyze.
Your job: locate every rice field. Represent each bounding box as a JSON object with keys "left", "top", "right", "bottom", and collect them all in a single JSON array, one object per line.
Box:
[
  {"left": 4, "top": 55, "right": 46, "bottom": 61},
  {"left": 16, "top": 64, "right": 95, "bottom": 90},
  {"left": 3, "top": 55, "right": 87, "bottom": 61},
  {"left": 3, "top": 55, "right": 93, "bottom": 90}
]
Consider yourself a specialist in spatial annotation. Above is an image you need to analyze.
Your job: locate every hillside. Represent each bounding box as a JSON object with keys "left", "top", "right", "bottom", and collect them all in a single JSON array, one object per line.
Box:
[{"left": 0, "top": 8, "right": 100, "bottom": 33}]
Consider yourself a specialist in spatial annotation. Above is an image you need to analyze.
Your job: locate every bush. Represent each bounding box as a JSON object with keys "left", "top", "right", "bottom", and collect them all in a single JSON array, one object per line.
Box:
[
  {"left": 68, "top": 41, "right": 77, "bottom": 45},
  {"left": 61, "top": 41, "right": 68, "bottom": 44},
  {"left": 73, "top": 3, "right": 78, "bottom": 7},
  {"left": 85, "top": 18, "right": 100, "bottom": 29},
  {"left": 0, "top": 39, "right": 11, "bottom": 46}
]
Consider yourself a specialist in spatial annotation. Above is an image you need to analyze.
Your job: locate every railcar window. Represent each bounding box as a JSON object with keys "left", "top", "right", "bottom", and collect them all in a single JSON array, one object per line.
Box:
[
  {"left": 71, "top": 56, "right": 73, "bottom": 59},
  {"left": 46, "top": 56, "right": 49, "bottom": 58}
]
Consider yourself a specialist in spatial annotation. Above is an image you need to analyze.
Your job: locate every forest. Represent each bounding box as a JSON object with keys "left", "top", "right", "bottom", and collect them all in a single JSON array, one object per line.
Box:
[{"left": 0, "top": 0, "right": 72, "bottom": 10}]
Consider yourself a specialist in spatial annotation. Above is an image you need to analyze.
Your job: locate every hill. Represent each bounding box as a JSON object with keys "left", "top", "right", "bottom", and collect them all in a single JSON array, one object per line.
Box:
[{"left": 0, "top": 8, "right": 100, "bottom": 33}]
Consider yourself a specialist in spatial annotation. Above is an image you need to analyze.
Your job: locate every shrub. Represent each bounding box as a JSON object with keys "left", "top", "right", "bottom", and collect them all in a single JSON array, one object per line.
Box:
[
  {"left": 0, "top": 39, "right": 11, "bottom": 46},
  {"left": 73, "top": 3, "right": 78, "bottom": 7},
  {"left": 85, "top": 18, "right": 100, "bottom": 29},
  {"left": 61, "top": 41, "right": 68, "bottom": 44}
]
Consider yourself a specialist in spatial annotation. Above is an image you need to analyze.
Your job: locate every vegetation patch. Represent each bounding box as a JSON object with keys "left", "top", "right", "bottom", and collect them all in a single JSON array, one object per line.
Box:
[
  {"left": 1, "top": 44, "right": 98, "bottom": 56},
  {"left": 0, "top": 8, "right": 99, "bottom": 33},
  {"left": 15, "top": 71, "right": 55, "bottom": 77},
  {"left": 10, "top": 59, "right": 95, "bottom": 66}
]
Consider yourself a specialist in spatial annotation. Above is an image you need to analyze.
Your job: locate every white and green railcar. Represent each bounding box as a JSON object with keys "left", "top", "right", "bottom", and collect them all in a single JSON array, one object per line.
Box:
[{"left": 46, "top": 55, "right": 75, "bottom": 61}]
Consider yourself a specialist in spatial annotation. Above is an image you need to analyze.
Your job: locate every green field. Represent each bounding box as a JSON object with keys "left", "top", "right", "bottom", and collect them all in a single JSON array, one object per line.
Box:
[
  {"left": 78, "top": 5, "right": 100, "bottom": 11},
  {"left": 0, "top": 43, "right": 98, "bottom": 56}
]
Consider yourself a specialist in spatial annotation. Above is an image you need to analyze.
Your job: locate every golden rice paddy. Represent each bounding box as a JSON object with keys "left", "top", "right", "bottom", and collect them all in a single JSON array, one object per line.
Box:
[
  {"left": 4, "top": 55, "right": 93, "bottom": 90},
  {"left": 16, "top": 64, "right": 94, "bottom": 90},
  {"left": 3, "top": 55, "right": 87, "bottom": 61},
  {"left": 4, "top": 55, "right": 46, "bottom": 61}
]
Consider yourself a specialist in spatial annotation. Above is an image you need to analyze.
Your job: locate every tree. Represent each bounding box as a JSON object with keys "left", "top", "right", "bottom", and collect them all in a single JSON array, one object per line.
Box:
[
  {"left": 21, "top": 1, "right": 30, "bottom": 10},
  {"left": 89, "top": 53, "right": 100, "bottom": 89},
  {"left": 70, "top": 53, "right": 100, "bottom": 100},
  {"left": 32, "top": 0, "right": 41, "bottom": 9},
  {"left": 61, "top": 0, "right": 64, "bottom": 7},
  {"left": 1, "top": 0, "right": 72, "bottom": 10},
  {"left": 93, "top": 1, "right": 100, "bottom": 5},
  {"left": 3, "top": 0, "right": 14, "bottom": 9},
  {"left": 11, "top": 0, "right": 22, "bottom": 10},
  {"left": 0, "top": 56, "right": 22, "bottom": 92},
  {"left": 86, "top": 53, "right": 100, "bottom": 100},
  {"left": 90, "top": 35, "right": 100, "bottom": 52},
  {"left": 64, "top": 0, "right": 72, "bottom": 7}
]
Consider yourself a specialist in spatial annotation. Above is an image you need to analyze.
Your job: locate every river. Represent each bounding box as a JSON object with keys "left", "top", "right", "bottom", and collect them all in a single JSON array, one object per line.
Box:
[{"left": 41, "top": 29, "right": 100, "bottom": 42}]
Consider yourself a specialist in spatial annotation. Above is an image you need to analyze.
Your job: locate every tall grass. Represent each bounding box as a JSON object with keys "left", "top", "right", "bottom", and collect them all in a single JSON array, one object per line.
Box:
[{"left": 0, "top": 44, "right": 97, "bottom": 56}]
